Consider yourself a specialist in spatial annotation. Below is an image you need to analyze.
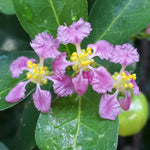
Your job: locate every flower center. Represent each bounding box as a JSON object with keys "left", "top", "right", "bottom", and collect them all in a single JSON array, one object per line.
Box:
[
  {"left": 112, "top": 72, "right": 136, "bottom": 91},
  {"left": 70, "top": 47, "right": 94, "bottom": 73},
  {"left": 26, "top": 61, "right": 50, "bottom": 85}
]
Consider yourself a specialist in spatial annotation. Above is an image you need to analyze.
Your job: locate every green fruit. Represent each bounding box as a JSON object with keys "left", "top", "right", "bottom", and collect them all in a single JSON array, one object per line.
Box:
[{"left": 119, "top": 93, "right": 149, "bottom": 136}]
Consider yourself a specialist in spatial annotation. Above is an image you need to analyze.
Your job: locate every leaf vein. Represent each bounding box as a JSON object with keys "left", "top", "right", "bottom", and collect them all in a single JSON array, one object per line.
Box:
[{"left": 98, "top": 0, "right": 133, "bottom": 41}]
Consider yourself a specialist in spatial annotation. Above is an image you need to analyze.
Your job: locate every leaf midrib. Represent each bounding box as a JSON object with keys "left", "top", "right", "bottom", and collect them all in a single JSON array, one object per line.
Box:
[{"left": 97, "top": 0, "right": 133, "bottom": 41}]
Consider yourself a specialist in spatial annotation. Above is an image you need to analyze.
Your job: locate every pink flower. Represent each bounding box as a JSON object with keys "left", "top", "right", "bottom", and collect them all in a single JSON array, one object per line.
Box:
[
  {"left": 99, "top": 71, "right": 140, "bottom": 120},
  {"left": 6, "top": 33, "right": 63, "bottom": 113},
  {"left": 110, "top": 43, "right": 139, "bottom": 67},
  {"left": 57, "top": 18, "right": 92, "bottom": 45},
  {"left": 30, "top": 32, "right": 61, "bottom": 59}
]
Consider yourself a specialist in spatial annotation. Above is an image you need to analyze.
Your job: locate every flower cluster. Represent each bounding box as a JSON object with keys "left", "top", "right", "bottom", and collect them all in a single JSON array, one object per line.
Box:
[{"left": 6, "top": 18, "right": 140, "bottom": 121}]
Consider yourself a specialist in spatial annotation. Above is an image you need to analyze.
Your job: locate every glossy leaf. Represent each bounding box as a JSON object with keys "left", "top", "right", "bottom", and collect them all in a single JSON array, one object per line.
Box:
[
  {"left": 86, "top": 0, "right": 150, "bottom": 44},
  {"left": 0, "top": 51, "right": 37, "bottom": 110},
  {"left": 12, "top": 0, "right": 88, "bottom": 38},
  {"left": 0, "top": 0, "right": 15, "bottom": 15},
  {"left": 35, "top": 87, "right": 119, "bottom": 150}
]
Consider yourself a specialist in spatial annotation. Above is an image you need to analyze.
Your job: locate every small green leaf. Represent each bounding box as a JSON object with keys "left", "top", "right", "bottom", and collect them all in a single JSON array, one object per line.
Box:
[
  {"left": 12, "top": 0, "right": 88, "bottom": 38},
  {"left": 0, "top": 0, "right": 15, "bottom": 15},
  {"left": 0, "top": 51, "right": 37, "bottom": 111},
  {"left": 35, "top": 87, "right": 119, "bottom": 150},
  {"left": 86, "top": 0, "right": 150, "bottom": 44}
]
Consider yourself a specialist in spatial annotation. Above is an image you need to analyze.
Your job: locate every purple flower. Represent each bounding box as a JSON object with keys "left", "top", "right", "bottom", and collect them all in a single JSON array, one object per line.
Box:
[
  {"left": 57, "top": 18, "right": 92, "bottom": 45},
  {"left": 99, "top": 71, "right": 140, "bottom": 120},
  {"left": 6, "top": 33, "right": 62, "bottom": 113},
  {"left": 55, "top": 19, "right": 114, "bottom": 96},
  {"left": 30, "top": 32, "right": 61, "bottom": 59},
  {"left": 110, "top": 43, "right": 139, "bottom": 67}
]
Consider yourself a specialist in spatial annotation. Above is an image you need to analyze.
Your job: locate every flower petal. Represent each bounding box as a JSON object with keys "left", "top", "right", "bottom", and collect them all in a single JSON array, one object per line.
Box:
[
  {"left": 30, "top": 32, "right": 60, "bottom": 59},
  {"left": 110, "top": 43, "right": 139, "bottom": 67},
  {"left": 90, "top": 66, "right": 114, "bottom": 94},
  {"left": 99, "top": 91, "right": 121, "bottom": 120},
  {"left": 6, "top": 80, "right": 30, "bottom": 103},
  {"left": 10, "top": 56, "right": 36, "bottom": 78},
  {"left": 130, "top": 79, "right": 141, "bottom": 96},
  {"left": 88, "top": 40, "right": 113, "bottom": 60},
  {"left": 119, "top": 91, "right": 131, "bottom": 111},
  {"left": 48, "top": 72, "right": 74, "bottom": 97},
  {"left": 52, "top": 52, "right": 74, "bottom": 74},
  {"left": 57, "top": 18, "right": 92, "bottom": 45},
  {"left": 32, "top": 84, "right": 51, "bottom": 113},
  {"left": 82, "top": 70, "right": 94, "bottom": 85},
  {"left": 72, "top": 70, "right": 88, "bottom": 96}
]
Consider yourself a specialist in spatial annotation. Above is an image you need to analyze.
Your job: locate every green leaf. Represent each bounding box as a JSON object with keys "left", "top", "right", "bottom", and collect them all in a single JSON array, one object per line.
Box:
[
  {"left": 0, "top": 0, "right": 15, "bottom": 15},
  {"left": 35, "top": 87, "right": 119, "bottom": 150},
  {"left": 86, "top": 0, "right": 150, "bottom": 44},
  {"left": 15, "top": 96, "right": 40, "bottom": 150},
  {"left": 0, "top": 141, "right": 9, "bottom": 150},
  {"left": 0, "top": 51, "right": 37, "bottom": 111},
  {"left": 12, "top": 0, "right": 88, "bottom": 38}
]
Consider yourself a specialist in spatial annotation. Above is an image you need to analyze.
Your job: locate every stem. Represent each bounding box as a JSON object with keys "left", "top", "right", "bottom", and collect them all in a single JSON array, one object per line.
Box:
[
  {"left": 39, "top": 58, "right": 44, "bottom": 66},
  {"left": 75, "top": 43, "right": 82, "bottom": 54},
  {"left": 119, "top": 66, "right": 126, "bottom": 73}
]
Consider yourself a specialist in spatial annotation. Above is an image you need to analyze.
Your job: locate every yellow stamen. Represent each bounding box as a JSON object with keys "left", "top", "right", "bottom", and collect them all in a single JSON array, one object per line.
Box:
[
  {"left": 79, "top": 54, "right": 84, "bottom": 58},
  {"left": 28, "top": 64, "right": 32, "bottom": 69},
  {"left": 81, "top": 61, "right": 86, "bottom": 66},
  {"left": 128, "top": 75, "right": 132, "bottom": 79},
  {"left": 39, "top": 70, "right": 44, "bottom": 75},
  {"left": 72, "top": 52, "right": 77, "bottom": 57},
  {"left": 27, "top": 73, "right": 32, "bottom": 79},
  {"left": 27, "top": 61, "right": 32, "bottom": 65},
  {"left": 84, "top": 52, "right": 88, "bottom": 57},
  {"left": 88, "top": 51, "right": 92, "bottom": 55},
  {"left": 122, "top": 75, "right": 127, "bottom": 80},
  {"left": 121, "top": 72, "right": 126, "bottom": 76},
  {"left": 128, "top": 83, "right": 133, "bottom": 89},
  {"left": 87, "top": 47, "right": 92, "bottom": 51},
  {"left": 33, "top": 69, "right": 38, "bottom": 73},
  {"left": 72, "top": 57, "right": 77, "bottom": 61},
  {"left": 33, "top": 63, "right": 38, "bottom": 67},
  {"left": 133, "top": 76, "right": 136, "bottom": 80},
  {"left": 124, "top": 84, "right": 128, "bottom": 88},
  {"left": 43, "top": 79, "right": 48, "bottom": 84},
  {"left": 33, "top": 75, "right": 37, "bottom": 79}
]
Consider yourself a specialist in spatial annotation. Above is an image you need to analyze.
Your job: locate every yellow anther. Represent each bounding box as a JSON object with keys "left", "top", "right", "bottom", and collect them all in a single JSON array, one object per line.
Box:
[
  {"left": 81, "top": 61, "right": 86, "bottom": 66},
  {"left": 72, "top": 57, "right": 77, "bottom": 61},
  {"left": 27, "top": 73, "right": 32, "bottom": 79},
  {"left": 40, "top": 66, "right": 44, "bottom": 71},
  {"left": 128, "top": 83, "right": 133, "bottom": 89},
  {"left": 128, "top": 75, "right": 132, "bottom": 79},
  {"left": 121, "top": 72, "right": 126, "bottom": 76},
  {"left": 28, "top": 64, "right": 32, "bottom": 69},
  {"left": 72, "top": 52, "right": 77, "bottom": 57},
  {"left": 88, "top": 51, "right": 92, "bottom": 55},
  {"left": 33, "top": 75, "right": 37, "bottom": 79},
  {"left": 84, "top": 52, "right": 88, "bottom": 57},
  {"left": 33, "top": 69, "right": 38, "bottom": 73},
  {"left": 33, "top": 63, "right": 38, "bottom": 67},
  {"left": 132, "top": 74, "right": 136, "bottom": 77},
  {"left": 87, "top": 47, "right": 92, "bottom": 51},
  {"left": 124, "top": 84, "right": 128, "bottom": 88},
  {"left": 79, "top": 54, "right": 84, "bottom": 58},
  {"left": 27, "top": 61, "right": 32, "bottom": 65},
  {"left": 45, "top": 71, "right": 50, "bottom": 75},
  {"left": 84, "top": 61, "right": 89, "bottom": 67},
  {"left": 133, "top": 76, "right": 136, "bottom": 80},
  {"left": 122, "top": 75, "right": 127, "bottom": 80},
  {"left": 114, "top": 72, "right": 119, "bottom": 76},
  {"left": 127, "top": 77, "right": 130, "bottom": 80},
  {"left": 39, "top": 70, "right": 44, "bottom": 75}
]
